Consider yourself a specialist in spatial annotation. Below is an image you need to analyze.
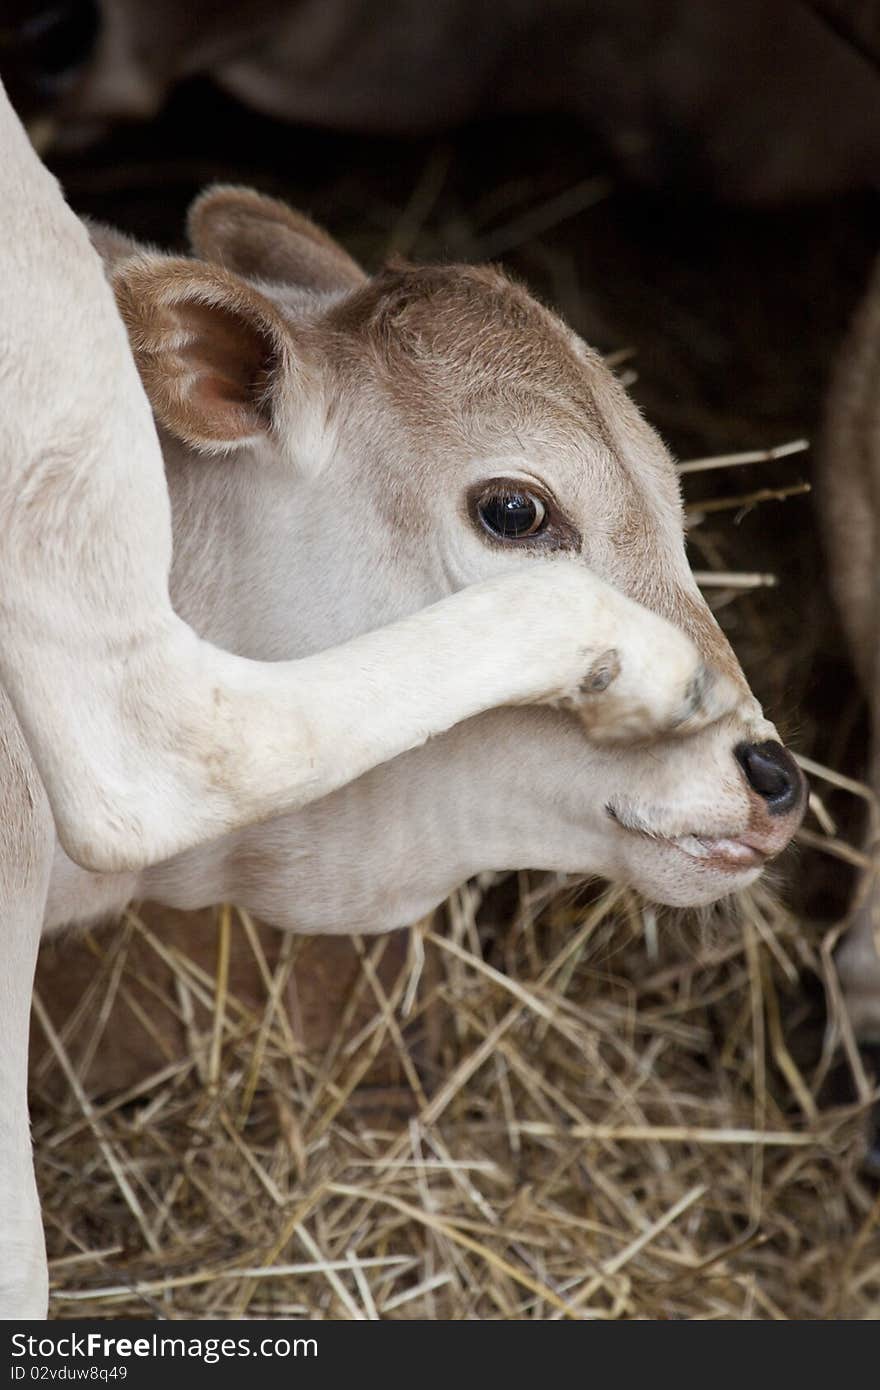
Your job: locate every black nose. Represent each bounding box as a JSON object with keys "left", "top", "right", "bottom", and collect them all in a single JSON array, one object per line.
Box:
[{"left": 734, "top": 741, "right": 803, "bottom": 816}]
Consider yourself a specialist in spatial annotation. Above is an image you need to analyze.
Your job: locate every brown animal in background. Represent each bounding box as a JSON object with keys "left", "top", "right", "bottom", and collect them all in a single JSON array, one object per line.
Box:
[
  {"left": 819, "top": 255, "right": 880, "bottom": 1065},
  {"left": 4, "top": 0, "right": 880, "bottom": 201}
]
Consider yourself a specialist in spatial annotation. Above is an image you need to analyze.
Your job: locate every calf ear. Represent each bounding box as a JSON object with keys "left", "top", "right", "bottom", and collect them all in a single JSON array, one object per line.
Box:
[
  {"left": 187, "top": 185, "right": 367, "bottom": 294},
  {"left": 113, "top": 256, "right": 306, "bottom": 456},
  {"left": 84, "top": 219, "right": 147, "bottom": 273}
]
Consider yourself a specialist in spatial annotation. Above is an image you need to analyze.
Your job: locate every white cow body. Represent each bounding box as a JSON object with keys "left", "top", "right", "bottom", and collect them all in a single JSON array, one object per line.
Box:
[{"left": 0, "top": 81, "right": 805, "bottom": 1315}]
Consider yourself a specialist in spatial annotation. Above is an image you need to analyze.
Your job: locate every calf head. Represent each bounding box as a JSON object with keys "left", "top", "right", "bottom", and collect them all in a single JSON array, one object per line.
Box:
[{"left": 104, "top": 187, "right": 804, "bottom": 919}]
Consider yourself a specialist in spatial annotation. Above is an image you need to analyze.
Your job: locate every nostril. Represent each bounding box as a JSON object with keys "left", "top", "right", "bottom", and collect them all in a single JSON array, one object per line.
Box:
[{"left": 734, "top": 741, "right": 803, "bottom": 816}]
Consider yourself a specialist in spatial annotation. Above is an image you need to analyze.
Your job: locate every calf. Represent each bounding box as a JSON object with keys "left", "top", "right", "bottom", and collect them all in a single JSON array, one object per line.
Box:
[{"left": 0, "top": 85, "right": 805, "bottom": 1315}]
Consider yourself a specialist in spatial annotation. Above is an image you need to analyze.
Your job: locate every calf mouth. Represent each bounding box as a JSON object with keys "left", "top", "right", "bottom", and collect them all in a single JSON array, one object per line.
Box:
[{"left": 606, "top": 803, "right": 769, "bottom": 874}]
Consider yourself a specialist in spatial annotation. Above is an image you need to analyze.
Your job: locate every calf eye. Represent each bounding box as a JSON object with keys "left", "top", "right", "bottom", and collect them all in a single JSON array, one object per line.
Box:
[{"left": 475, "top": 484, "right": 547, "bottom": 540}]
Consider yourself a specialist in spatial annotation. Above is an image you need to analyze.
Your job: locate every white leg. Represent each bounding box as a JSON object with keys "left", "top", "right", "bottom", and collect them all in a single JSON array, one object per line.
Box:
[
  {"left": 7, "top": 548, "right": 737, "bottom": 875},
  {"left": 0, "top": 699, "right": 53, "bottom": 1319}
]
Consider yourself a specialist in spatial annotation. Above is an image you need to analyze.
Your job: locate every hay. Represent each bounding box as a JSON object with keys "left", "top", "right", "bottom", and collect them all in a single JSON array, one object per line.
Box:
[
  {"left": 29, "top": 104, "right": 880, "bottom": 1320},
  {"left": 30, "top": 861, "right": 880, "bottom": 1319}
]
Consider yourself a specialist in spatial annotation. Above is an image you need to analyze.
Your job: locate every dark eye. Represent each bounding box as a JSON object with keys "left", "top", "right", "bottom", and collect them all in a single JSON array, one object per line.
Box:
[{"left": 475, "top": 485, "right": 547, "bottom": 540}]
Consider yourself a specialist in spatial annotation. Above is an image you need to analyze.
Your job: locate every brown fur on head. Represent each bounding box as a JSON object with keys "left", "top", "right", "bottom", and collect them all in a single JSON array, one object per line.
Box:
[{"left": 327, "top": 260, "right": 612, "bottom": 444}]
